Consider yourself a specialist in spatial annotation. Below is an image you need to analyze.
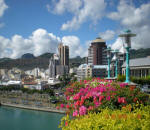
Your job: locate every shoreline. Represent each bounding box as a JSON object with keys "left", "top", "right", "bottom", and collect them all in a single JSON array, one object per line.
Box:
[{"left": 1, "top": 102, "right": 66, "bottom": 114}]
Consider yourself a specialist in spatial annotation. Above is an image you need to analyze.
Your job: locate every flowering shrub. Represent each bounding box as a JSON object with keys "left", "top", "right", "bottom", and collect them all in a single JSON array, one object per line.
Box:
[
  {"left": 62, "top": 78, "right": 149, "bottom": 116},
  {"left": 60, "top": 105, "right": 150, "bottom": 130}
]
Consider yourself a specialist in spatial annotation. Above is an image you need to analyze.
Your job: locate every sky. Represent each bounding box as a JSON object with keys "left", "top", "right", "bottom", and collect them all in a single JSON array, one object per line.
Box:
[{"left": 0, "top": 0, "right": 150, "bottom": 59}]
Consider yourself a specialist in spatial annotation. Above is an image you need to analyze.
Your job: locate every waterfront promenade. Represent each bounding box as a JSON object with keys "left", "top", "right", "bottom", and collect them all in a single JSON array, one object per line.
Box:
[
  {"left": 1, "top": 102, "right": 65, "bottom": 113},
  {"left": 0, "top": 91, "right": 66, "bottom": 113}
]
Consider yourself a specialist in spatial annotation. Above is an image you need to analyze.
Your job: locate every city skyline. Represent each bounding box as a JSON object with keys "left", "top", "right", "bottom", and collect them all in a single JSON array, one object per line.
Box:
[{"left": 0, "top": 0, "right": 150, "bottom": 59}]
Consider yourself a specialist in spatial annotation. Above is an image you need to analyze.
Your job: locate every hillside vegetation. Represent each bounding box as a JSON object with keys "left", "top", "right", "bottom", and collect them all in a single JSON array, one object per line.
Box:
[{"left": 0, "top": 48, "right": 150, "bottom": 70}]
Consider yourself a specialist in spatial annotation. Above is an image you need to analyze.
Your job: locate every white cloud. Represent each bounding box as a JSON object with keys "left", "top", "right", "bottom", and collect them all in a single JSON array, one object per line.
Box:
[
  {"left": 108, "top": 0, "right": 150, "bottom": 49},
  {"left": 52, "top": 0, "right": 82, "bottom": 15},
  {"left": 0, "top": 36, "right": 10, "bottom": 58},
  {"left": 0, "top": 28, "right": 87, "bottom": 58},
  {"left": 62, "top": 36, "right": 87, "bottom": 58},
  {"left": 46, "top": 4, "right": 51, "bottom": 12},
  {"left": 100, "top": 30, "right": 115, "bottom": 41},
  {"left": 111, "top": 38, "right": 123, "bottom": 50},
  {"left": 0, "top": 0, "right": 8, "bottom": 28},
  {"left": 49, "top": 0, "right": 106, "bottom": 30},
  {"left": 0, "top": 29, "right": 61, "bottom": 58},
  {"left": 0, "top": 0, "right": 8, "bottom": 17}
]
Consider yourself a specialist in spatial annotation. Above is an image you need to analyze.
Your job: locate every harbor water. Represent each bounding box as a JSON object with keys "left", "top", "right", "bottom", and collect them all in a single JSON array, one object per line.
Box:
[{"left": 0, "top": 106, "right": 64, "bottom": 130}]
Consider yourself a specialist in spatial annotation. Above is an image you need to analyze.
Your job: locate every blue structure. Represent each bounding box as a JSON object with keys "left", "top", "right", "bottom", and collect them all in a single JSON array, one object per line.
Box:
[
  {"left": 119, "top": 29, "right": 136, "bottom": 83},
  {"left": 114, "top": 50, "right": 119, "bottom": 78},
  {"left": 106, "top": 47, "right": 112, "bottom": 78}
]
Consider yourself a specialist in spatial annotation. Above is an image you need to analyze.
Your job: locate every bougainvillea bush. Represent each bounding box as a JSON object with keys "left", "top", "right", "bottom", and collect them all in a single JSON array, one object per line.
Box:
[
  {"left": 58, "top": 78, "right": 149, "bottom": 117},
  {"left": 60, "top": 105, "right": 150, "bottom": 130}
]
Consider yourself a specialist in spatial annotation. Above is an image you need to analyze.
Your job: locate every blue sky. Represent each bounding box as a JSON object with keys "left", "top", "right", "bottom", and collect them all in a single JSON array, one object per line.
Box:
[{"left": 0, "top": 0, "right": 150, "bottom": 58}]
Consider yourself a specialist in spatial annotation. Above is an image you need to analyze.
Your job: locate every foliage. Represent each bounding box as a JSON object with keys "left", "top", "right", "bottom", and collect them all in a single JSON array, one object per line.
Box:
[
  {"left": 131, "top": 76, "right": 150, "bottom": 85},
  {"left": 59, "top": 74, "right": 77, "bottom": 87},
  {"left": 59, "top": 78, "right": 150, "bottom": 130},
  {"left": 58, "top": 78, "right": 149, "bottom": 116},
  {"left": 117, "top": 75, "right": 150, "bottom": 85},
  {"left": 117, "top": 74, "right": 126, "bottom": 82},
  {"left": 60, "top": 105, "right": 150, "bottom": 130},
  {"left": 0, "top": 86, "right": 54, "bottom": 96},
  {"left": 1, "top": 48, "right": 150, "bottom": 69},
  {"left": 130, "top": 48, "right": 150, "bottom": 59},
  {"left": 0, "top": 85, "right": 21, "bottom": 91}
]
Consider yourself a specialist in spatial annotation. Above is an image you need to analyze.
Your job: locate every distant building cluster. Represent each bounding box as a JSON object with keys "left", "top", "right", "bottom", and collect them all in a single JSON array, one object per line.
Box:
[
  {"left": 49, "top": 43, "right": 69, "bottom": 79},
  {"left": 88, "top": 37, "right": 107, "bottom": 65},
  {"left": 77, "top": 37, "right": 107, "bottom": 80},
  {"left": 0, "top": 43, "right": 70, "bottom": 90},
  {"left": 0, "top": 37, "right": 150, "bottom": 89}
]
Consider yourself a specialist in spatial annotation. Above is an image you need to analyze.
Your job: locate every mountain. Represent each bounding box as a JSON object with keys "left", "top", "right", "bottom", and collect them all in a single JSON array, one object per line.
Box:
[
  {"left": 70, "top": 56, "right": 86, "bottom": 67},
  {"left": 21, "top": 53, "right": 35, "bottom": 59},
  {"left": 0, "top": 48, "right": 150, "bottom": 70},
  {"left": 130, "top": 48, "right": 150, "bottom": 59},
  {"left": 0, "top": 53, "right": 53, "bottom": 70},
  {"left": 38, "top": 53, "right": 53, "bottom": 58}
]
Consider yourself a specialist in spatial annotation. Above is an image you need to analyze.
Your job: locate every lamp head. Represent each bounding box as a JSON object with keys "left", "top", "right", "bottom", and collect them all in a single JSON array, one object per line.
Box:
[{"left": 119, "top": 29, "right": 136, "bottom": 48}]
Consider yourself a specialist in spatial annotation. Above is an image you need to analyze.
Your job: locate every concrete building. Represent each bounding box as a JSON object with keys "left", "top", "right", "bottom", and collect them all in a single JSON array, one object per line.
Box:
[
  {"left": 49, "top": 54, "right": 59, "bottom": 78},
  {"left": 69, "top": 67, "right": 77, "bottom": 74},
  {"left": 56, "top": 65, "right": 69, "bottom": 76},
  {"left": 58, "top": 43, "right": 69, "bottom": 66},
  {"left": 122, "top": 57, "right": 150, "bottom": 77},
  {"left": 77, "top": 64, "right": 89, "bottom": 80},
  {"left": 92, "top": 65, "right": 107, "bottom": 78},
  {"left": 77, "top": 64, "right": 107, "bottom": 80},
  {"left": 110, "top": 46, "right": 126, "bottom": 77},
  {"left": 88, "top": 37, "right": 107, "bottom": 65}
]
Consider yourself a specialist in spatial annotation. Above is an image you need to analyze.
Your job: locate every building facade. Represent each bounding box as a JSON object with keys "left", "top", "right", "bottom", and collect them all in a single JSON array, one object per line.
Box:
[
  {"left": 58, "top": 43, "right": 69, "bottom": 66},
  {"left": 49, "top": 54, "right": 59, "bottom": 78},
  {"left": 77, "top": 64, "right": 107, "bottom": 80},
  {"left": 92, "top": 65, "right": 107, "bottom": 78},
  {"left": 88, "top": 37, "right": 107, "bottom": 65},
  {"left": 56, "top": 65, "right": 69, "bottom": 76},
  {"left": 122, "top": 57, "right": 150, "bottom": 77}
]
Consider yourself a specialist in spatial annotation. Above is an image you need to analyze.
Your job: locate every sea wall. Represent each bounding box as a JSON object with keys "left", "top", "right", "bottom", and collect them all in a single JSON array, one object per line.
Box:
[{"left": 0, "top": 91, "right": 65, "bottom": 113}]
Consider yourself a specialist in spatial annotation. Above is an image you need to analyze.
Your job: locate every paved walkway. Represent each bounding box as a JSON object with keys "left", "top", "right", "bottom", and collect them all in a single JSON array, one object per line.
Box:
[{"left": 1, "top": 102, "right": 66, "bottom": 114}]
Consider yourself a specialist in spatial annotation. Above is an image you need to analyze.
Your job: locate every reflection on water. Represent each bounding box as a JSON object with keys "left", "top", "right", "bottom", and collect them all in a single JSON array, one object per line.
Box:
[{"left": 0, "top": 106, "right": 64, "bottom": 130}]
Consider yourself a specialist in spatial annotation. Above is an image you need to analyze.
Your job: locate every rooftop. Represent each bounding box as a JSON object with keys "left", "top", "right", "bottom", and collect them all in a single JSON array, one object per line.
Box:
[
  {"left": 122, "top": 57, "right": 150, "bottom": 67},
  {"left": 92, "top": 65, "right": 107, "bottom": 69},
  {"left": 92, "top": 37, "right": 105, "bottom": 43}
]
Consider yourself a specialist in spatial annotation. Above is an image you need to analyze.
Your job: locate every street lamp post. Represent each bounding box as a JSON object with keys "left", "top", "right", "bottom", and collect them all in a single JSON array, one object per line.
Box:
[
  {"left": 113, "top": 50, "right": 119, "bottom": 78},
  {"left": 119, "top": 29, "right": 136, "bottom": 83},
  {"left": 106, "top": 47, "right": 112, "bottom": 78}
]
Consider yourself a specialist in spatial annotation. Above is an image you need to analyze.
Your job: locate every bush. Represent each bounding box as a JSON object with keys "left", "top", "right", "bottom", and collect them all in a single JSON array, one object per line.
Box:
[
  {"left": 131, "top": 76, "right": 150, "bottom": 85},
  {"left": 117, "top": 75, "right": 126, "bottom": 82},
  {"left": 117, "top": 75, "right": 150, "bottom": 85},
  {"left": 59, "top": 78, "right": 149, "bottom": 117},
  {"left": 60, "top": 105, "right": 150, "bottom": 130}
]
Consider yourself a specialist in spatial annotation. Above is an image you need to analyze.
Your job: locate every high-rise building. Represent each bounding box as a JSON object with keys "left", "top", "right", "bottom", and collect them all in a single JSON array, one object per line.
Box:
[
  {"left": 58, "top": 43, "right": 69, "bottom": 66},
  {"left": 49, "top": 54, "right": 59, "bottom": 78},
  {"left": 88, "top": 37, "right": 107, "bottom": 65}
]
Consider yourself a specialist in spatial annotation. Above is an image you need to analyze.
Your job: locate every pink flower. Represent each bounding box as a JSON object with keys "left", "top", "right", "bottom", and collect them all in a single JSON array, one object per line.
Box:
[
  {"left": 79, "top": 106, "right": 87, "bottom": 116},
  {"left": 118, "top": 97, "right": 122, "bottom": 103},
  {"left": 106, "top": 96, "right": 110, "bottom": 101},
  {"left": 121, "top": 97, "right": 127, "bottom": 104},
  {"left": 99, "top": 95, "right": 104, "bottom": 102},
  {"left": 66, "top": 96, "right": 70, "bottom": 100},
  {"left": 73, "top": 93, "right": 80, "bottom": 100},
  {"left": 66, "top": 104, "right": 70, "bottom": 109},
  {"left": 94, "top": 102, "right": 100, "bottom": 107},
  {"left": 88, "top": 106, "right": 94, "bottom": 111},
  {"left": 118, "top": 97, "right": 127, "bottom": 104},
  {"left": 56, "top": 106, "right": 59, "bottom": 109},
  {"left": 74, "top": 101, "right": 80, "bottom": 107},
  {"left": 73, "top": 110, "right": 78, "bottom": 117},
  {"left": 60, "top": 104, "right": 64, "bottom": 108}
]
